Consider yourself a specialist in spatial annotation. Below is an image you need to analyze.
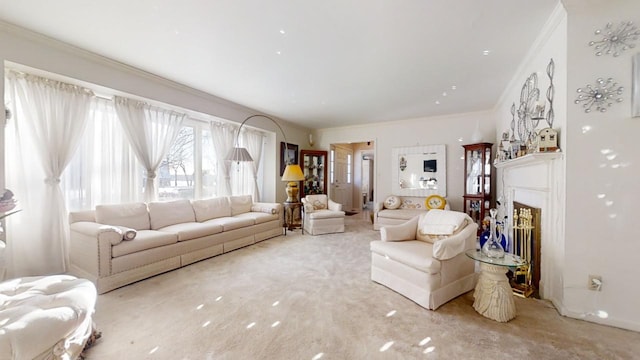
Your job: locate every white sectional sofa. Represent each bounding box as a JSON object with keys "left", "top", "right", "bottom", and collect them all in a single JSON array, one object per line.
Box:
[{"left": 68, "top": 195, "right": 282, "bottom": 294}]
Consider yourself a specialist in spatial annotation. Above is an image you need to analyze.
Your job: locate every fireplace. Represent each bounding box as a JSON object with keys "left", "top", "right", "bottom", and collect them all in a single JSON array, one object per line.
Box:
[
  {"left": 494, "top": 152, "right": 563, "bottom": 303},
  {"left": 512, "top": 202, "right": 541, "bottom": 298}
]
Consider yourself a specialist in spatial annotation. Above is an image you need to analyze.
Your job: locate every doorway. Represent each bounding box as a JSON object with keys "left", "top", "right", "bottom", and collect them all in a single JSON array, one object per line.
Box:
[{"left": 329, "top": 141, "right": 375, "bottom": 213}]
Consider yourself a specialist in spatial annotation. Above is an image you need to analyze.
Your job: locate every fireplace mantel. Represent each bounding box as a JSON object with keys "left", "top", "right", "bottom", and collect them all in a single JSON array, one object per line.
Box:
[
  {"left": 494, "top": 150, "right": 564, "bottom": 303},
  {"left": 494, "top": 152, "right": 562, "bottom": 169}
]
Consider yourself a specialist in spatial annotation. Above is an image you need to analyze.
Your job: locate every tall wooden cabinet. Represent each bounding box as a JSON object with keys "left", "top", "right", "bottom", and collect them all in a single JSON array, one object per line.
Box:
[
  {"left": 462, "top": 143, "right": 494, "bottom": 235},
  {"left": 300, "top": 150, "right": 328, "bottom": 198}
]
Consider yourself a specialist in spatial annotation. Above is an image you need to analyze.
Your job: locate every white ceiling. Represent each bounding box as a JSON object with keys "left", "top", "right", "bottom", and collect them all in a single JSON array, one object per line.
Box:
[{"left": 0, "top": 0, "right": 559, "bottom": 129}]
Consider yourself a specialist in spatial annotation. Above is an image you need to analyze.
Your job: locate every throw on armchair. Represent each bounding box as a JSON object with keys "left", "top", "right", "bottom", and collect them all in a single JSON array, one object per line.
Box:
[
  {"left": 301, "top": 194, "right": 345, "bottom": 235},
  {"left": 370, "top": 209, "right": 478, "bottom": 310}
]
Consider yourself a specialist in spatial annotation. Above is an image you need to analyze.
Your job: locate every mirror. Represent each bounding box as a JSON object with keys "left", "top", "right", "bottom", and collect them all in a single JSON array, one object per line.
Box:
[{"left": 391, "top": 145, "right": 446, "bottom": 197}]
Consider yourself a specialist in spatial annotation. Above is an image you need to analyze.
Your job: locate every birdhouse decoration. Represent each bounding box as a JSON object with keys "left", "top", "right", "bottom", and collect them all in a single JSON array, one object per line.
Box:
[{"left": 536, "top": 128, "right": 559, "bottom": 152}]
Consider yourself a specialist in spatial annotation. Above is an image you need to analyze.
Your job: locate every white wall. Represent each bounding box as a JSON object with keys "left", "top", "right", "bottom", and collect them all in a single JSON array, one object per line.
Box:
[
  {"left": 316, "top": 111, "right": 496, "bottom": 212},
  {"left": 496, "top": 0, "right": 640, "bottom": 331},
  {"left": 562, "top": 0, "right": 640, "bottom": 331},
  {"left": 494, "top": 2, "right": 568, "bottom": 314},
  {"left": 0, "top": 22, "right": 312, "bottom": 203}
]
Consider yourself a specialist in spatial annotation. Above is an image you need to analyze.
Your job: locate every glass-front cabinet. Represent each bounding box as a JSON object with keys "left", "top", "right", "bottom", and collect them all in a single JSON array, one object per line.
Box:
[
  {"left": 300, "top": 150, "right": 328, "bottom": 198},
  {"left": 463, "top": 143, "right": 494, "bottom": 235}
]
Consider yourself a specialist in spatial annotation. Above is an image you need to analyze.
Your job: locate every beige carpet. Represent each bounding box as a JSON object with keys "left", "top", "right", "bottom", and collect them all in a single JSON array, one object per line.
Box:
[{"left": 86, "top": 212, "right": 640, "bottom": 359}]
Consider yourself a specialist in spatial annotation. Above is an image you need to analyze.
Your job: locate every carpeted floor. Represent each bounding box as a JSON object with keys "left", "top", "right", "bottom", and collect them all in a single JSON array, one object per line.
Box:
[{"left": 86, "top": 212, "right": 640, "bottom": 359}]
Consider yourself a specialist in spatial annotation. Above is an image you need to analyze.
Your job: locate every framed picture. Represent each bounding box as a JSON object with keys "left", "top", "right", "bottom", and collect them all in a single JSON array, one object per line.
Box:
[
  {"left": 633, "top": 53, "right": 640, "bottom": 118},
  {"left": 280, "top": 142, "right": 299, "bottom": 176}
]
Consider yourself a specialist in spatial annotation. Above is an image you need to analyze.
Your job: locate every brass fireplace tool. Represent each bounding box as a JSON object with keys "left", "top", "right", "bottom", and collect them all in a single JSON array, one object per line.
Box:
[{"left": 512, "top": 208, "right": 534, "bottom": 298}]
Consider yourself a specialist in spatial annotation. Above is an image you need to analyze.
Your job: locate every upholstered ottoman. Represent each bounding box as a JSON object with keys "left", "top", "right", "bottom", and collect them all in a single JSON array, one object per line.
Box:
[{"left": 0, "top": 275, "right": 97, "bottom": 360}]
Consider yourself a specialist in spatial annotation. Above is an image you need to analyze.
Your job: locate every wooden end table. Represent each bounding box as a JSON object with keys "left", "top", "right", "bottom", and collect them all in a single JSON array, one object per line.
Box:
[{"left": 282, "top": 201, "right": 302, "bottom": 234}]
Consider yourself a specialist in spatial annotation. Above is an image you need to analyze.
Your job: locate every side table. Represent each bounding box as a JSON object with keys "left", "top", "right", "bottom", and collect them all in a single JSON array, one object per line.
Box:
[
  {"left": 465, "top": 249, "right": 525, "bottom": 322},
  {"left": 282, "top": 201, "right": 302, "bottom": 234}
]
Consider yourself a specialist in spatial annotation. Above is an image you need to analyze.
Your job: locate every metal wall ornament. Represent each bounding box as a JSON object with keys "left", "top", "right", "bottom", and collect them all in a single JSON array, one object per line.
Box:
[
  {"left": 574, "top": 78, "right": 624, "bottom": 113},
  {"left": 589, "top": 21, "right": 640, "bottom": 57}
]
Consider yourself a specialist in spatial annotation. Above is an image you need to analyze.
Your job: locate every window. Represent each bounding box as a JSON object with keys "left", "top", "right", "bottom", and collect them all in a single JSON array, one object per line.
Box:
[
  {"left": 347, "top": 154, "right": 352, "bottom": 184},
  {"left": 330, "top": 149, "right": 335, "bottom": 184},
  {"left": 158, "top": 126, "right": 195, "bottom": 200}
]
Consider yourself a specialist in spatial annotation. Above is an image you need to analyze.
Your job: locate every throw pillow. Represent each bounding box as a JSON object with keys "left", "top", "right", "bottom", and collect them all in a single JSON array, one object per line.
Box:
[
  {"left": 312, "top": 200, "right": 327, "bottom": 210},
  {"left": 383, "top": 195, "right": 401, "bottom": 209}
]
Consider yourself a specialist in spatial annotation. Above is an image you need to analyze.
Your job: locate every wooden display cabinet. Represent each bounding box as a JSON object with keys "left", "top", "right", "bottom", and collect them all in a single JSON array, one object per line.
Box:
[
  {"left": 300, "top": 150, "right": 328, "bottom": 198},
  {"left": 462, "top": 143, "right": 494, "bottom": 235}
]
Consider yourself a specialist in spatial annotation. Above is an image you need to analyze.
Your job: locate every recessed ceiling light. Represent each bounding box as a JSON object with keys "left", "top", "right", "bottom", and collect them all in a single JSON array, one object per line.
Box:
[
  {"left": 279, "top": 29, "right": 286, "bottom": 34},
  {"left": 276, "top": 51, "right": 282, "bottom": 55},
  {"left": 483, "top": 50, "right": 491, "bottom": 56},
  {"left": 442, "top": 92, "right": 447, "bottom": 97},
  {"left": 451, "top": 85, "right": 457, "bottom": 90},
  {"left": 435, "top": 100, "right": 440, "bottom": 105}
]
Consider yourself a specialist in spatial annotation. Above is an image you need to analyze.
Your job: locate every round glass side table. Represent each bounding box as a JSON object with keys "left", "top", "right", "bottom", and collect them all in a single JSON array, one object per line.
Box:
[{"left": 465, "top": 249, "right": 525, "bottom": 322}]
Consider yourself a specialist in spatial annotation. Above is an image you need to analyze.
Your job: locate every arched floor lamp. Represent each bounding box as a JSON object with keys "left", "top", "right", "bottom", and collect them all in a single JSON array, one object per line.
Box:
[{"left": 225, "top": 115, "right": 305, "bottom": 203}]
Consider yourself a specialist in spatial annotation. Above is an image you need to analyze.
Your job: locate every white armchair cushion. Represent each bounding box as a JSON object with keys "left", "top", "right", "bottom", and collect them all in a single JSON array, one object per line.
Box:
[{"left": 380, "top": 216, "right": 419, "bottom": 242}]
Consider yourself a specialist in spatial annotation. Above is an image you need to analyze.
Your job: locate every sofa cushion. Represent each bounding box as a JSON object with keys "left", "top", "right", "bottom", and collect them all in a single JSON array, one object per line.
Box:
[
  {"left": 308, "top": 209, "right": 345, "bottom": 220},
  {"left": 148, "top": 199, "right": 196, "bottom": 230},
  {"left": 191, "top": 197, "right": 231, "bottom": 222},
  {"left": 95, "top": 202, "right": 150, "bottom": 230},
  {"left": 383, "top": 195, "right": 401, "bottom": 209},
  {"left": 378, "top": 209, "right": 424, "bottom": 220},
  {"left": 111, "top": 230, "right": 178, "bottom": 257},
  {"left": 234, "top": 212, "right": 279, "bottom": 225},
  {"left": 157, "top": 222, "right": 224, "bottom": 241},
  {"left": 370, "top": 240, "right": 441, "bottom": 274},
  {"left": 203, "top": 216, "right": 255, "bottom": 231},
  {"left": 230, "top": 195, "right": 253, "bottom": 215}
]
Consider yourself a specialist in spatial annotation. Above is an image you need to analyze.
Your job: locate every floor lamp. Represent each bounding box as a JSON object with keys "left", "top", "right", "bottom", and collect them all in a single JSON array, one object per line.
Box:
[{"left": 225, "top": 115, "right": 305, "bottom": 202}]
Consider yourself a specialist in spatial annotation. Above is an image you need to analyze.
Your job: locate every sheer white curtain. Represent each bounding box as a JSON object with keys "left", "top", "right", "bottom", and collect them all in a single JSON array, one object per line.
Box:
[
  {"left": 210, "top": 121, "right": 236, "bottom": 196},
  {"left": 5, "top": 70, "right": 93, "bottom": 276},
  {"left": 62, "top": 98, "right": 143, "bottom": 210},
  {"left": 244, "top": 129, "right": 265, "bottom": 201},
  {"left": 114, "top": 96, "right": 185, "bottom": 202}
]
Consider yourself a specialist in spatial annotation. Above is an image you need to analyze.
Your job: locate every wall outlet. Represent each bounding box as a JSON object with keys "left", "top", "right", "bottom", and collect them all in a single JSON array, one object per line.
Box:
[{"left": 588, "top": 275, "right": 602, "bottom": 291}]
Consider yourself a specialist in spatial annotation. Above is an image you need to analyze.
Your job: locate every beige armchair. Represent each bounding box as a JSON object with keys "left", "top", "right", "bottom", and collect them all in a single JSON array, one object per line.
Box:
[
  {"left": 370, "top": 209, "right": 478, "bottom": 310},
  {"left": 301, "top": 194, "right": 345, "bottom": 235}
]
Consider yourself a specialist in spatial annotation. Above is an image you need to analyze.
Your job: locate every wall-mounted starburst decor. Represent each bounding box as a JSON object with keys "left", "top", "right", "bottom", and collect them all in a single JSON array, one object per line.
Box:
[
  {"left": 589, "top": 21, "right": 640, "bottom": 57},
  {"left": 574, "top": 78, "right": 624, "bottom": 113}
]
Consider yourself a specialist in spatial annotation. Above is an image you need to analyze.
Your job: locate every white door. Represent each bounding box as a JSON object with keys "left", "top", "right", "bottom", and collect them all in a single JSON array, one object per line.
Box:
[{"left": 331, "top": 146, "right": 353, "bottom": 211}]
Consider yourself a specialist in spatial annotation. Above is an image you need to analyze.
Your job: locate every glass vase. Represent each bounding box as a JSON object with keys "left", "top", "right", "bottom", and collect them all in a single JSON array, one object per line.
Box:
[{"left": 482, "top": 208, "right": 505, "bottom": 258}]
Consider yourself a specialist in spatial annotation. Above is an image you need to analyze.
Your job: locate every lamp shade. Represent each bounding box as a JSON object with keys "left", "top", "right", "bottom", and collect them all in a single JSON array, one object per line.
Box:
[
  {"left": 225, "top": 147, "right": 254, "bottom": 162},
  {"left": 281, "top": 164, "right": 305, "bottom": 182}
]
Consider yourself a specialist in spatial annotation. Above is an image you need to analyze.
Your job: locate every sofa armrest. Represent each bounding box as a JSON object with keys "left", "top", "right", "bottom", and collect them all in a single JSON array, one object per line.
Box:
[
  {"left": 251, "top": 202, "right": 281, "bottom": 215},
  {"left": 432, "top": 222, "right": 478, "bottom": 260},
  {"left": 328, "top": 199, "right": 342, "bottom": 211},
  {"left": 374, "top": 202, "right": 384, "bottom": 213},
  {"left": 70, "top": 222, "right": 118, "bottom": 277},
  {"left": 380, "top": 216, "right": 419, "bottom": 242}
]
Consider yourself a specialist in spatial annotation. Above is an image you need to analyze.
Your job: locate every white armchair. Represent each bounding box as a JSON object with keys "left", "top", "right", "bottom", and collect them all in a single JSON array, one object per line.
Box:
[
  {"left": 370, "top": 209, "right": 478, "bottom": 310},
  {"left": 301, "top": 194, "right": 345, "bottom": 235}
]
